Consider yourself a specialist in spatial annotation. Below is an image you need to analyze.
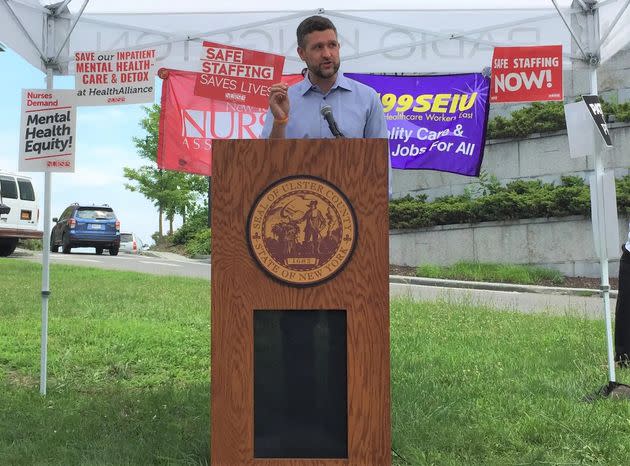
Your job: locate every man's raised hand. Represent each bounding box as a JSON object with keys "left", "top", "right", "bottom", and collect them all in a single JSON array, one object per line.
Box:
[{"left": 268, "top": 82, "right": 290, "bottom": 120}]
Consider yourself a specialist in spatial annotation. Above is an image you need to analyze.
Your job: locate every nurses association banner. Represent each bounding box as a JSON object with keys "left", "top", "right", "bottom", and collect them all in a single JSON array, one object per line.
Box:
[
  {"left": 158, "top": 69, "right": 301, "bottom": 176},
  {"left": 347, "top": 73, "right": 490, "bottom": 176}
]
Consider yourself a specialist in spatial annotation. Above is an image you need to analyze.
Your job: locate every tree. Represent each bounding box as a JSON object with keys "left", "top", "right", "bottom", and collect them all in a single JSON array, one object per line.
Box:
[{"left": 125, "top": 104, "right": 208, "bottom": 236}]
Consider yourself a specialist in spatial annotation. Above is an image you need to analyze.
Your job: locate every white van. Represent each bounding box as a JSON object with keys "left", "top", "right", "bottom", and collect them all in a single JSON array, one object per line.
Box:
[{"left": 0, "top": 170, "right": 42, "bottom": 256}]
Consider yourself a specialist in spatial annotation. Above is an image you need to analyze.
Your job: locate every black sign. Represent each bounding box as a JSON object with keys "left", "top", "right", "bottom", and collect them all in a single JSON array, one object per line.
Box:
[{"left": 582, "top": 94, "right": 613, "bottom": 147}]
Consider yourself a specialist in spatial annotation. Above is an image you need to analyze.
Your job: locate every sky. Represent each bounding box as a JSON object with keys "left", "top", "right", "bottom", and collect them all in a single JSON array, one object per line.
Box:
[{"left": 0, "top": 47, "right": 178, "bottom": 246}]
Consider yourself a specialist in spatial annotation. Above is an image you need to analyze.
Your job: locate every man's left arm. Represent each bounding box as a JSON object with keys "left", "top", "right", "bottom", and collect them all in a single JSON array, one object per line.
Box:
[
  {"left": 364, "top": 91, "right": 392, "bottom": 199},
  {"left": 364, "top": 91, "right": 388, "bottom": 139}
]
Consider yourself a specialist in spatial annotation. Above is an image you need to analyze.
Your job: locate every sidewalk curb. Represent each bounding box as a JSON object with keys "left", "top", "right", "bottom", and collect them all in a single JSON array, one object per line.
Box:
[
  {"left": 144, "top": 250, "right": 210, "bottom": 263},
  {"left": 13, "top": 248, "right": 616, "bottom": 299},
  {"left": 389, "top": 275, "right": 617, "bottom": 299}
]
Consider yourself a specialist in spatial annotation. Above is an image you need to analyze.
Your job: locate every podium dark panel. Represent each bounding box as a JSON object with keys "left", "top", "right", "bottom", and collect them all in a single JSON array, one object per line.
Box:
[
  {"left": 254, "top": 310, "right": 347, "bottom": 459},
  {"left": 211, "top": 138, "right": 390, "bottom": 466}
]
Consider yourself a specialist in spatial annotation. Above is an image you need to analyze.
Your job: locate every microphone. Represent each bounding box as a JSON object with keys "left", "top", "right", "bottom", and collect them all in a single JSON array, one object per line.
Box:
[{"left": 320, "top": 105, "right": 345, "bottom": 138}]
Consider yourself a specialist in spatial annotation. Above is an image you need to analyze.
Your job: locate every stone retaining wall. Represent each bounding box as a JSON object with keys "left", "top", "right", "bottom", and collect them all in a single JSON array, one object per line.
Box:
[{"left": 390, "top": 215, "right": 630, "bottom": 278}]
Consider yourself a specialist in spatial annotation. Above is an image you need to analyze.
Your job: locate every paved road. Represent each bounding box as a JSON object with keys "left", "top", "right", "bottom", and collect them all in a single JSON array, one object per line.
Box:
[
  {"left": 14, "top": 249, "right": 611, "bottom": 317},
  {"left": 22, "top": 250, "right": 211, "bottom": 280}
]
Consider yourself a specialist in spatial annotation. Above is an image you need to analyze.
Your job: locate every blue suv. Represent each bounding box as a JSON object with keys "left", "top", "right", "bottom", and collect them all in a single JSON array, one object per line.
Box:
[{"left": 51, "top": 203, "right": 120, "bottom": 255}]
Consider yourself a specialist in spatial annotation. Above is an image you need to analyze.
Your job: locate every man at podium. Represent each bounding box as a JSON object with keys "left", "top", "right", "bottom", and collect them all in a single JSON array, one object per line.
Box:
[
  {"left": 253, "top": 15, "right": 391, "bottom": 459},
  {"left": 261, "top": 15, "right": 387, "bottom": 140}
]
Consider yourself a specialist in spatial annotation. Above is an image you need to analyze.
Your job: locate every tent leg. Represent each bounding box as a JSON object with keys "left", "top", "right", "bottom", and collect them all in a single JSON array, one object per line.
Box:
[
  {"left": 39, "top": 175, "right": 52, "bottom": 396},
  {"left": 39, "top": 69, "right": 53, "bottom": 396},
  {"left": 590, "top": 67, "right": 616, "bottom": 383}
]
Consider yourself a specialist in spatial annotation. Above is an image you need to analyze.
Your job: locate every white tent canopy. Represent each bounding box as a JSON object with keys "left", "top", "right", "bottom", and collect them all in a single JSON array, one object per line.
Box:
[{"left": 2, "top": 0, "right": 629, "bottom": 76}]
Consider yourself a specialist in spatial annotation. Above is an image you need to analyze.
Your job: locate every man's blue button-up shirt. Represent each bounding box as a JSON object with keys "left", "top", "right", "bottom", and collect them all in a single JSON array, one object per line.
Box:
[{"left": 260, "top": 72, "right": 388, "bottom": 139}]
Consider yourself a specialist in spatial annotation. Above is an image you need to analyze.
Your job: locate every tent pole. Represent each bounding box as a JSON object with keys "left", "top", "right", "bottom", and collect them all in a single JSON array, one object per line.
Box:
[
  {"left": 52, "top": 0, "right": 90, "bottom": 63},
  {"left": 551, "top": 0, "right": 590, "bottom": 58},
  {"left": 39, "top": 69, "right": 53, "bottom": 396},
  {"left": 1, "top": 0, "right": 48, "bottom": 62},
  {"left": 586, "top": 2, "right": 616, "bottom": 382},
  {"left": 52, "top": 0, "right": 74, "bottom": 14},
  {"left": 596, "top": 0, "right": 630, "bottom": 50},
  {"left": 592, "top": 111, "right": 616, "bottom": 383}
]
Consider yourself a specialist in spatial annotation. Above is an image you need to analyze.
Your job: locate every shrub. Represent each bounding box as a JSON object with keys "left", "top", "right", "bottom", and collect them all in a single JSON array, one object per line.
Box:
[
  {"left": 173, "top": 207, "right": 209, "bottom": 245},
  {"left": 617, "top": 175, "right": 630, "bottom": 216},
  {"left": 185, "top": 228, "right": 211, "bottom": 256},
  {"left": 603, "top": 101, "right": 630, "bottom": 123},
  {"left": 152, "top": 231, "right": 174, "bottom": 248},
  {"left": 389, "top": 175, "right": 628, "bottom": 230},
  {"left": 486, "top": 99, "right": 630, "bottom": 140},
  {"left": 18, "top": 239, "right": 42, "bottom": 251},
  {"left": 487, "top": 102, "right": 566, "bottom": 139}
]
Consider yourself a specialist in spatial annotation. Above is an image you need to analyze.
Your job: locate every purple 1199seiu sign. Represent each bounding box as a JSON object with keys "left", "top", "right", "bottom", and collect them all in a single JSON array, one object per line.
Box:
[{"left": 347, "top": 73, "right": 490, "bottom": 177}]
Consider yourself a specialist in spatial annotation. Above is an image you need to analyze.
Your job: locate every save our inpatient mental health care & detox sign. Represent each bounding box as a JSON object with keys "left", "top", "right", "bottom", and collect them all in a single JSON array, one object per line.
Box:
[
  {"left": 74, "top": 48, "right": 156, "bottom": 106},
  {"left": 19, "top": 89, "right": 76, "bottom": 172}
]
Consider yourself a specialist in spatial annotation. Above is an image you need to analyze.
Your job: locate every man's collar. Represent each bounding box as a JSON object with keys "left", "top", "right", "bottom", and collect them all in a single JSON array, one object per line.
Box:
[
  {"left": 334, "top": 73, "right": 352, "bottom": 91},
  {"left": 296, "top": 76, "right": 313, "bottom": 96},
  {"left": 298, "top": 71, "right": 351, "bottom": 95}
]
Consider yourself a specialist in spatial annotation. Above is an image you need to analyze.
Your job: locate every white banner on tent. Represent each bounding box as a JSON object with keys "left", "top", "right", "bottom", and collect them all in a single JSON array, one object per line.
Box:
[
  {"left": 74, "top": 48, "right": 157, "bottom": 106},
  {"left": 3, "top": 2, "right": 630, "bottom": 75},
  {"left": 18, "top": 89, "right": 76, "bottom": 172},
  {"left": 66, "top": 9, "right": 575, "bottom": 74}
]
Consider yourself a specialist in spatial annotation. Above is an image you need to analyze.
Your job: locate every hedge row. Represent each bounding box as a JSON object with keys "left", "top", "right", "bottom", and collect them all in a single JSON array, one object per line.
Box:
[
  {"left": 487, "top": 100, "right": 630, "bottom": 140},
  {"left": 390, "top": 175, "right": 630, "bottom": 230}
]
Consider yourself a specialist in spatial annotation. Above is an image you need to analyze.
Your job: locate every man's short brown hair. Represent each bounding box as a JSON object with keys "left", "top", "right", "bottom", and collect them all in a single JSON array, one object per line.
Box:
[{"left": 296, "top": 15, "right": 337, "bottom": 49}]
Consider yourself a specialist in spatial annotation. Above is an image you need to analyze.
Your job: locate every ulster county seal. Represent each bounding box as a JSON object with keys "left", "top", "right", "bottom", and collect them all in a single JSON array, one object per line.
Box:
[{"left": 247, "top": 176, "right": 357, "bottom": 286}]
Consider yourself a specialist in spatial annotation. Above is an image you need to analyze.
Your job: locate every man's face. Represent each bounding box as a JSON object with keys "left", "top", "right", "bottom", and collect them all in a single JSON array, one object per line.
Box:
[{"left": 297, "top": 29, "right": 340, "bottom": 80}]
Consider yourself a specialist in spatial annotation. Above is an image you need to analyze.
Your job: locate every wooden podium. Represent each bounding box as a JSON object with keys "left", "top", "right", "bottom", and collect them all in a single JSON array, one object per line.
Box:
[{"left": 211, "top": 138, "right": 390, "bottom": 465}]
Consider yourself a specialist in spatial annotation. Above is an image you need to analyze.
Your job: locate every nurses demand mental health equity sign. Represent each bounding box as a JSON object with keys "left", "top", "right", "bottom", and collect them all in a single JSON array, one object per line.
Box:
[
  {"left": 74, "top": 48, "right": 156, "bottom": 106},
  {"left": 19, "top": 89, "right": 76, "bottom": 172},
  {"left": 490, "top": 45, "right": 563, "bottom": 103},
  {"left": 194, "top": 42, "right": 285, "bottom": 108},
  {"left": 347, "top": 73, "right": 490, "bottom": 176}
]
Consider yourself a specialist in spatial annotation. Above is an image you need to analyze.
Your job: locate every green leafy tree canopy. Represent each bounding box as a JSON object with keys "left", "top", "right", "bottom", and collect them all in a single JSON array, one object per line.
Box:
[{"left": 124, "top": 104, "right": 209, "bottom": 236}]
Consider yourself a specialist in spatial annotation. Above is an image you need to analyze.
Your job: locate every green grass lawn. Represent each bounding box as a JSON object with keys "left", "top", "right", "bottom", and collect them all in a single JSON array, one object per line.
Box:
[
  {"left": 391, "top": 298, "right": 630, "bottom": 465},
  {"left": 416, "top": 261, "right": 565, "bottom": 285},
  {"left": 1, "top": 259, "right": 630, "bottom": 465},
  {"left": 0, "top": 260, "right": 210, "bottom": 465}
]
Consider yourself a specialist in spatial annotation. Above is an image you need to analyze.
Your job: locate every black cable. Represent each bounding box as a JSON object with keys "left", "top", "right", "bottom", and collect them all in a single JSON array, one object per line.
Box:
[{"left": 391, "top": 446, "right": 411, "bottom": 464}]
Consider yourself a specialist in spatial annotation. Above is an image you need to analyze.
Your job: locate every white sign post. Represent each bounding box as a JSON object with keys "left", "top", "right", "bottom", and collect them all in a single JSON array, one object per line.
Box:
[
  {"left": 587, "top": 80, "right": 617, "bottom": 384},
  {"left": 18, "top": 82, "right": 77, "bottom": 396},
  {"left": 564, "top": 81, "right": 617, "bottom": 384}
]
